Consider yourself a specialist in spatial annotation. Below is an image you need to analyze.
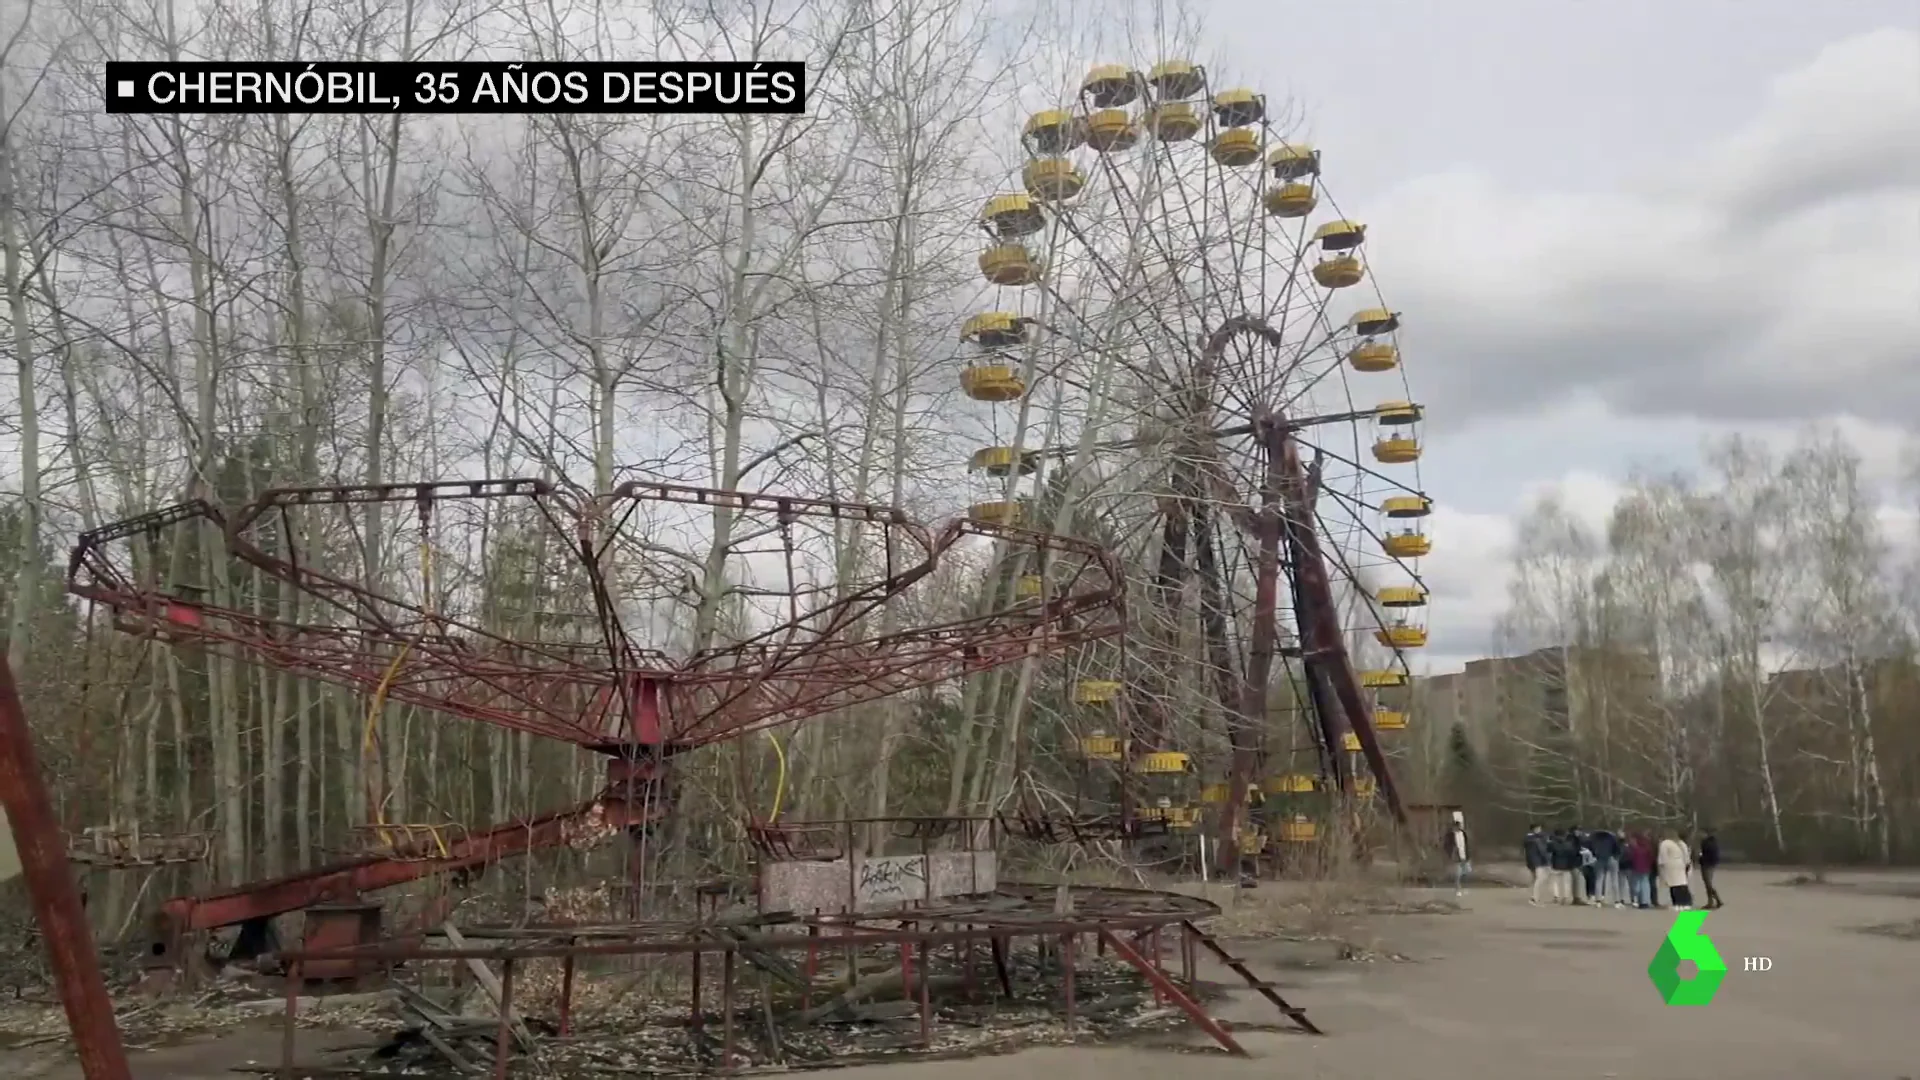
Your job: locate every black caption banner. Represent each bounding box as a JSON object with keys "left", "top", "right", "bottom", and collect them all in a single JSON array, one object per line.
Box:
[{"left": 103, "top": 61, "right": 807, "bottom": 115}]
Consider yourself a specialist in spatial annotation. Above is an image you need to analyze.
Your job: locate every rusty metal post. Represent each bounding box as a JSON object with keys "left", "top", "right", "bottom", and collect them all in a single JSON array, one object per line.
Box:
[
  {"left": 0, "top": 652, "right": 133, "bottom": 1080},
  {"left": 1097, "top": 928, "right": 1245, "bottom": 1056},
  {"left": 801, "top": 925, "right": 818, "bottom": 1011},
  {"left": 558, "top": 952, "right": 577, "bottom": 1036},
  {"left": 1061, "top": 933, "right": 1076, "bottom": 1035},
  {"left": 1181, "top": 925, "right": 1196, "bottom": 987},
  {"left": 721, "top": 949, "right": 736, "bottom": 1071},
  {"left": 690, "top": 947, "right": 703, "bottom": 1030},
  {"left": 280, "top": 963, "right": 300, "bottom": 1079},
  {"left": 492, "top": 959, "right": 517, "bottom": 1080},
  {"left": 1147, "top": 928, "right": 1164, "bottom": 1002},
  {"left": 916, "top": 939, "right": 932, "bottom": 1046},
  {"left": 843, "top": 816, "right": 858, "bottom": 923}
]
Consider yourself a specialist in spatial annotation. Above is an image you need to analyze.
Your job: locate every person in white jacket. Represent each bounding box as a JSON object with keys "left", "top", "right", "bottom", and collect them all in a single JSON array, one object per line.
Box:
[
  {"left": 1657, "top": 830, "right": 1695, "bottom": 910},
  {"left": 1445, "top": 812, "right": 1471, "bottom": 896}
]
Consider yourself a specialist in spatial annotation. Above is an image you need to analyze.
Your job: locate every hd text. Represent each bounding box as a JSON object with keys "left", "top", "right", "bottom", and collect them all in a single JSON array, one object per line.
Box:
[{"left": 103, "top": 61, "right": 807, "bottom": 115}]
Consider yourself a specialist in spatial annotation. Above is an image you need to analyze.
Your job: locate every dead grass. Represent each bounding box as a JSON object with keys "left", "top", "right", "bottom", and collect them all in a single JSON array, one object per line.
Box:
[
  {"left": 487, "top": 883, "right": 697, "bottom": 1020},
  {"left": 1196, "top": 878, "right": 1456, "bottom": 941}
]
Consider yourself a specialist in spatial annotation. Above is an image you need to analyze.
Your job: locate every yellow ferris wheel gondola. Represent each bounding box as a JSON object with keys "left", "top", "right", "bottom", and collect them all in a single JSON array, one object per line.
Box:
[
  {"left": 1085, "top": 109, "right": 1141, "bottom": 153},
  {"left": 1022, "top": 109, "right": 1083, "bottom": 154},
  {"left": 1147, "top": 101, "right": 1203, "bottom": 142},
  {"left": 1211, "top": 128, "right": 1262, "bottom": 166},
  {"left": 982, "top": 193, "right": 1046, "bottom": 238},
  {"left": 1278, "top": 815, "right": 1320, "bottom": 843},
  {"left": 1080, "top": 64, "right": 1140, "bottom": 108},
  {"left": 1311, "top": 219, "right": 1367, "bottom": 289},
  {"left": 1146, "top": 59, "right": 1206, "bottom": 100},
  {"left": 1346, "top": 307, "right": 1400, "bottom": 372},
  {"left": 1381, "top": 491, "right": 1432, "bottom": 559},
  {"left": 967, "top": 499, "right": 1028, "bottom": 527},
  {"left": 1023, "top": 157, "right": 1085, "bottom": 201},
  {"left": 979, "top": 244, "right": 1042, "bottom": 287},
  {"left": 960, "top": 312, "right": 1028, "bottom": 349},
  {"left": 1211, "top": 87, "right": 1263, "bottom": 126},
  {"left": 1074, "top": 679, "right": 1122, "bottom": 705},
  {"left": 1374, "top": 584, "right": 1429, "bottom": 649},
  {"left": 969, "top": 446, "right": 1036, "bottom": 477},
  {"left": 959, "top": 364, "right": 1024, "bottom": 402},
  {"left": 1373, "top": 401, "right": 1424, "bottom": 464}
]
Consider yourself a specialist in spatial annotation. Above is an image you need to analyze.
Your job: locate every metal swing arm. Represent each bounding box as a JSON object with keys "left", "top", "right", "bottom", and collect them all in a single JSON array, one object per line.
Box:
[
  {"left": 69, "top": 493, "right": 1126, "bottom": 753},
  {"left": 155, "top": 782, "right": 665, "bottom": 938}
]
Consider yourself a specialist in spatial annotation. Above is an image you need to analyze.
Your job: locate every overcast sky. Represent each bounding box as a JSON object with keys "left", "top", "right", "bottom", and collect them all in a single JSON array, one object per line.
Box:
[{"left": 1193, "top": 2, "right": 1920, "bottom": 674}]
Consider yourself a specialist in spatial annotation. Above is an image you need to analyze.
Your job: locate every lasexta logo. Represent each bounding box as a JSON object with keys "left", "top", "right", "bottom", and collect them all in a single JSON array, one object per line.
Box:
[{"left": 1647, "top": 910, "right": 1727, "bottom": 1005}]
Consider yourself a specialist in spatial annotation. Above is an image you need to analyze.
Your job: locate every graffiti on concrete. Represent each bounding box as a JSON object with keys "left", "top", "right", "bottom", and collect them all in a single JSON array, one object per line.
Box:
[
  {"left": 855, "top": 855, "right": 928, "bottom": 905},
  {"left": 759, "top": 851, "right": 997, "bottom": 914}
]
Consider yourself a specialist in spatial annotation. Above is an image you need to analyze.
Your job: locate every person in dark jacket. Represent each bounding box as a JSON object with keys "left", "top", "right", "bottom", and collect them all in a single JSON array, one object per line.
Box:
[
  {"left": 1547, "top": 828, "right": 1580, "bottom": 905},
  {"left": 1573, "top": 828, "right": 1597, "bottom": 905},
  {"left": 1524, "top": 823, "right": 1551, "bottom": 905},
  {"left": 1698, "top": 830, "right": 1724, "bottom": 908},
  {"left": 1624, "top": 831, "right": 1657, "bottom": 908},
  {"left": 1587, "top": 827, "right": 1622, "bottom": 907}
]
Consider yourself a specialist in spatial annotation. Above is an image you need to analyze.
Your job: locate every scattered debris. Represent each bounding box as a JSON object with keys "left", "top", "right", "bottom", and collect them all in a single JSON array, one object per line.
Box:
[
  {"left": 313, "top": 949, "right": 1213, "bottom": 1077},
  {"left": 0, "top": 987, "right": 390, "bottom": 1051},
  {"left": 1853, "top": 919, "right": 1920, "bottom": 941}
]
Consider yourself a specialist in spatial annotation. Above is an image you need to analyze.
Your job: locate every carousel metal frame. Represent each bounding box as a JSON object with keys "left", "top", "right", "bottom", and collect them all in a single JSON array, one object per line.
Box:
[{"left": 65, "top": 479, "right": 1123, "bottom": 974}]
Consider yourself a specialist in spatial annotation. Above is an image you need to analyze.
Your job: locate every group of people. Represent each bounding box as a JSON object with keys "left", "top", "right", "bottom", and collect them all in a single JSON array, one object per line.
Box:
[{"left": 1521, "top": 824, "right": 1724, "bottom": 910}]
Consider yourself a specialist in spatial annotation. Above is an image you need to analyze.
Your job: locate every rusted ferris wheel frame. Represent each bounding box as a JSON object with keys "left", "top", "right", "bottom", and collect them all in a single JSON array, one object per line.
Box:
[
  {"left": 65, "top": 480, "right": 1123, "bottom": 959},
  {"left": 1124, "top": 318, "right": 1408, "bottom": 876}
]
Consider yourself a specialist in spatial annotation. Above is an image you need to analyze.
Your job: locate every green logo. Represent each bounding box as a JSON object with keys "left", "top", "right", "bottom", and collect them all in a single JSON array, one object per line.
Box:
[{"left": 1647, "top": 910, "right": 1727, "bottom": 1006}]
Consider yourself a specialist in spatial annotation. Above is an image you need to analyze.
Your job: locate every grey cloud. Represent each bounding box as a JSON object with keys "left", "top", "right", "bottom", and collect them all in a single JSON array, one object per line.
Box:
[{"left": 1361, "top": 29, "right": 1920, "bottom": 432}]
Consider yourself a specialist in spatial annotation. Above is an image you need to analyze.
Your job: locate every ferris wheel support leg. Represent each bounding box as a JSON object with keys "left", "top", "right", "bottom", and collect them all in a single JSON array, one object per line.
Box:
[
  {"left": 1269, "top": 440, "right": 1408, "bottom": 826},
  {"left": 1292, "top": 553, "right": 1408, "bottom": 822}
]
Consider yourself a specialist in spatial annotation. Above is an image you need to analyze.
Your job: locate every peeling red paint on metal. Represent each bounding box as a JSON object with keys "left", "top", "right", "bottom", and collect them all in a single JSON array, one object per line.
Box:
[{"left": 0, "top": 651, "right": 133, "bottom": 1080}]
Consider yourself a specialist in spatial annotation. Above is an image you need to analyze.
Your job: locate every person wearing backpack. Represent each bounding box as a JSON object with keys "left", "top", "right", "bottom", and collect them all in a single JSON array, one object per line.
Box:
[{"left": 1573, "top": 828, "right": 1597, "bottom": 905}]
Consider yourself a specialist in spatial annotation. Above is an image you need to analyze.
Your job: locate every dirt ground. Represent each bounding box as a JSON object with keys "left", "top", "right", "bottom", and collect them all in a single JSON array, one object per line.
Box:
[{"left": 6, "top": 864, "right": 1915, "bottom": 1080}]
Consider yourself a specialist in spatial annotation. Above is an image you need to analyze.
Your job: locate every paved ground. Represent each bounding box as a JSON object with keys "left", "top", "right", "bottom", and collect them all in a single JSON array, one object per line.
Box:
[{"left": 7, "top": 865, "right": 1915, "bottom": 1079}]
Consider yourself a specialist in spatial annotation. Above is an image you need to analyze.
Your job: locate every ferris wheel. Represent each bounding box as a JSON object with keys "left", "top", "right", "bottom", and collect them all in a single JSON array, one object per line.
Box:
[{"left": 956, "top": 59, "right": 1432, "bottom": 865}]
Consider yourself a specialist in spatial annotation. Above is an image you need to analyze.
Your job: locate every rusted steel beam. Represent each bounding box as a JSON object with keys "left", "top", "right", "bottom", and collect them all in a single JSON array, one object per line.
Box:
[
  {"left": 156, "top": 789, "right": 662, "bottom": 937},
  {"left": 0, "top": 653, "right": 134, "bottom": 1080},
  {"left": 1095, "top": 927, "right": 1245, "bottom": 1056},
  {"left": 1273, "top": 429, "right": 1407, "bottom": 824}
]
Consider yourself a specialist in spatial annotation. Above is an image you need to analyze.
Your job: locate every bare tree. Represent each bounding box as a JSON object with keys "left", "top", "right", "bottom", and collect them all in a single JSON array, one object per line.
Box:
[
  {"left": 1691, "top": 436, "right": 1794, "bottom": 851},
  {"left": 1783, "top": 431, "right": 1894, "bottom": 861}
]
